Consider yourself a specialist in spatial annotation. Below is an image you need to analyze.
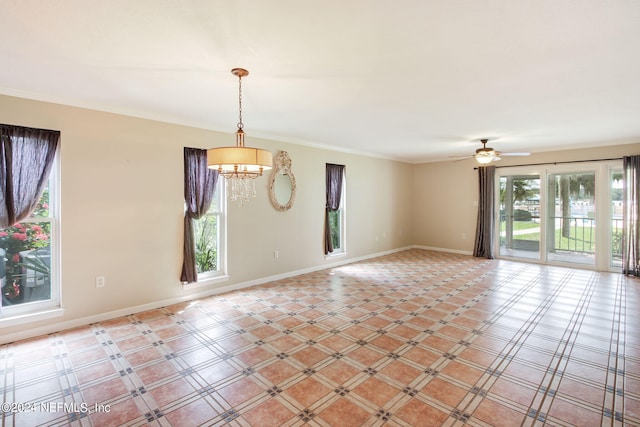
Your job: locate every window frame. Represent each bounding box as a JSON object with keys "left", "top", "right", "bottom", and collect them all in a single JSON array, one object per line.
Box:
[
  {"left": 326, "top": 173, "right": 347, "bottom": 258},
  {"left": 183, "top": 178, "right": 228, "bottom": 289},
  {"left": 0, "top": 146, "right": 61, "bottom": 321},
  {"left": 609, "top": 165, "right": 623, "bottom": 270}
]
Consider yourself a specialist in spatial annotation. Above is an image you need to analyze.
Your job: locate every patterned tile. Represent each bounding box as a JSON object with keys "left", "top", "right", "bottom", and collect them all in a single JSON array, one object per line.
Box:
[
  {"left": 317, "top": 397, "right": 371, "bottom": 426},
  {"left": 395, "top": 398, "right": 449, "bottom": 426},
  {"left": 284, "top": 376, "right": 332, "bottom": 408},
  {"left": 0, "top": 249, "right": 637, "bottom": 426},
  {"left": 242, "top": 398, "right": 295, "bottom": 426},
  {"left": 352, "top": 376, "right": 401, "bottom": 407}
]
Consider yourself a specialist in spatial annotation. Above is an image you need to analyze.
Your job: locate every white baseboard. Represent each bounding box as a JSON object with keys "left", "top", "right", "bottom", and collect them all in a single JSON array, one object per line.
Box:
[{"left": 412, "top": 245, "right": 474, "bottom": 256}]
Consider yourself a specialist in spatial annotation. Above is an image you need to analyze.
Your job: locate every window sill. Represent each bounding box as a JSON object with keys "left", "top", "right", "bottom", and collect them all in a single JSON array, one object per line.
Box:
[
  {"left": 182, "top": 274, "right": 230, "bottom": 291},
  {"left": 325, "top": 251, "right": 347, "bottom": 260},
  {"left": 0, "top": 307, "right": 64, "bottom": 328}
]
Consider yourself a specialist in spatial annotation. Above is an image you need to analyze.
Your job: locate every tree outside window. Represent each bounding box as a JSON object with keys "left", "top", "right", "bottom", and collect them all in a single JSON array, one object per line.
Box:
[
  {"left": 193, "top": 179, "right": 225, "bottom": 278},
  {"left": 1, "top": 186, "right": 53, "bottom": 306}
]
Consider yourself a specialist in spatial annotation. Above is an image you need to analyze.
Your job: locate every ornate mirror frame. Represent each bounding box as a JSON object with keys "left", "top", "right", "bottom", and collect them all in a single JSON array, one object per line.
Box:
[{"left": 269, "top": 151, "right": 296, "bottom": 211}]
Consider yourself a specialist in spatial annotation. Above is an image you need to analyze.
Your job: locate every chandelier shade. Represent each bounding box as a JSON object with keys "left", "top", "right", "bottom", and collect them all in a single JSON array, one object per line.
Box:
[{"left": 207, "top": 145, "right": 273, "bottom": 177}]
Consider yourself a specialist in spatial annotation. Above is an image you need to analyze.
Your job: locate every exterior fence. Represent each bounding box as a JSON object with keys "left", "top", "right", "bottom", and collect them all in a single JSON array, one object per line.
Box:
[{"left": 503, "top": 214, "right": 623, "bottom": 264}]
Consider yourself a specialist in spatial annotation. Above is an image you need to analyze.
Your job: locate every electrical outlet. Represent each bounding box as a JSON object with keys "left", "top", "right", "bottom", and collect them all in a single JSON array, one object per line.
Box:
[
  {"left": 274, "top": 250, "right": 279, "bottom": 259},
  {"left": 96, "top": 276, "right": 105, "bottom": 288}
]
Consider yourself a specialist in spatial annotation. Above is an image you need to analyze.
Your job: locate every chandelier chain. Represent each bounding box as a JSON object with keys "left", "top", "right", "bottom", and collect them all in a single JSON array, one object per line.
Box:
[{"left": 237, "top": 74, "right": 244, "bottom": 130}]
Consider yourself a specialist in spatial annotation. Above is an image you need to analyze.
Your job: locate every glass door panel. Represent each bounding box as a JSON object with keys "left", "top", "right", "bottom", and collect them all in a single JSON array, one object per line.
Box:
[
  {"left": 611, "top": 168, "right": 623, "bottom": 268},
  {"left": 499, "top": 175, "right": 541, "bottom": 259},
  {"left": 546, "top": 172, "right": 596, "bottom": 265}
]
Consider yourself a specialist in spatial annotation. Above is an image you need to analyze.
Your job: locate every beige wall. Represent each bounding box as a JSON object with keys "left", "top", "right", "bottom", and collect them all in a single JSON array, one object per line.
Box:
[
  {"left": 2, "top": 93, "right": 639, "bottom": 341},
  {"left": 0, "top": 95, "right": 414, "bottom": 340},
  {"left": 413, "top": 142, "right": 640, "bottom": 253},
  {"left": 413, "top": 159, "right": 479, "bottom": 253}
]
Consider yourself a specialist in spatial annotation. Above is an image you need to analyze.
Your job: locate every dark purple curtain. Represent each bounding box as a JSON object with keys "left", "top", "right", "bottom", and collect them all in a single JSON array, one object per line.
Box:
[
  {"left": 473, "top": 165, "right": 495, "bottom": 259},
  {"left": 181, "top": 147, "right": 218, "bottom": 283},
  {"left": 324, "top": 163, "right": 345, "bottom": 254},
  {"left": 0, "top": 124, "right": 59, "bottom": 228},
  {"left": 623, "top": 155, "right": 640, "bottom": 276}
]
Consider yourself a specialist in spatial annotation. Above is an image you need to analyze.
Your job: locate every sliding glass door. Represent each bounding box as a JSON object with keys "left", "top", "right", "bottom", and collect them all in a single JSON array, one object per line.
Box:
[
  {"left": 611, "top": 168, "right": 623, "bottom": 269},
  {"left": 496, "top": 162, "right": 620, "bottom": 271},
  {"left": 499, "top": 175, "right": 541, "bottom": 260},
  {"left": 546, "top": 172, "right": 596, "bottom": 265}
]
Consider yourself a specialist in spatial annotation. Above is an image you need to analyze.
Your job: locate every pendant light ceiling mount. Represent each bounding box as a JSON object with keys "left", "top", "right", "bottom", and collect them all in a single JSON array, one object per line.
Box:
[{"left": 231, "top": 67, "right": 249, "bottom": 79}]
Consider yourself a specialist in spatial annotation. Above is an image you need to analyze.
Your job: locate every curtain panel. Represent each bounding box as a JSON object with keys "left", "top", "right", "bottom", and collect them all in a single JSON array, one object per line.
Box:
[
  {"left": 0, "top": 124, "right": 59, "bottom": 229},
  {"left": 180, "top": 147, "right": 218, "bottom": 283},
  {"left": 473, "top": 165, "right": 495, "bottom": 259},
  {"left": 324, "top": 163, "right": 345, "bottom": 255},
  {"left": 623, "top": 155, "right": 640, "bottom": 276}
]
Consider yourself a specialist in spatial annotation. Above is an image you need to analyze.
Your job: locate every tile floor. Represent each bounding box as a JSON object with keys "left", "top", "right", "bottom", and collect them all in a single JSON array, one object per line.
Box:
[{"left": 1, "top": 249, "right": 638, "bottom": 426}]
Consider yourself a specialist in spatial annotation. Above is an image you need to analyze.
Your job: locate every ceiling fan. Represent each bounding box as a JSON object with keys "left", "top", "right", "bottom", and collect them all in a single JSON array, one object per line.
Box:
[{"left": 452, "top": 138, "right": 530, "bottom": 164}]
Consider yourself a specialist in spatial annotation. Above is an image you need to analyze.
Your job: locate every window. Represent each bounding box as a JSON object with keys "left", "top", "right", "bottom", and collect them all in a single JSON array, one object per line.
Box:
[
  {"left": 193, "top": 178, "right": 226, "bottom": 280},
  {"left": 1, "top": 161, "right": 59, "bottom": 317},
  {"left": 181, "top": 147, "right": 227, "bottom": 286},
  {"left": 328, "top": 211, "right": 342, "bottom": 253},
  {"left": 325, "top": 164, "right": 346, "bottom": 256}
]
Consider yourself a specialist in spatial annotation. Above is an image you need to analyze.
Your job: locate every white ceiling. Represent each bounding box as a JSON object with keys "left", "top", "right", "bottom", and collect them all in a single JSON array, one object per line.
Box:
[{"left": 2, "top": 1, "right": 640, "bottom": 163}]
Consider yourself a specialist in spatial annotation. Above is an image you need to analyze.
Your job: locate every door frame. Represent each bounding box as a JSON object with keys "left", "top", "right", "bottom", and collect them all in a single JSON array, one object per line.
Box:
[{"left": 494, "top": 160, "right": 621, "bottom": 272}]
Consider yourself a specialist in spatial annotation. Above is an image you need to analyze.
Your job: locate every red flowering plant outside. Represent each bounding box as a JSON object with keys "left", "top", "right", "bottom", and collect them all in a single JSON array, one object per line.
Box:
[
  {"left": 0, "top": 223, "right": 50, "bottom": 298},
  {"left": 0, "top": 190, "right": 51, "bottom": 300}
]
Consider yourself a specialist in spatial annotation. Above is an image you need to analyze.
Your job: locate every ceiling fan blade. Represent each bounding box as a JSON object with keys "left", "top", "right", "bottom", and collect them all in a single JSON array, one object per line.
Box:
[
  {"left": 456, "top": 138, "right": 530, "bottom": 163},
  {"left": 450, "top": 157, "right": 474, "bottom": 162}
]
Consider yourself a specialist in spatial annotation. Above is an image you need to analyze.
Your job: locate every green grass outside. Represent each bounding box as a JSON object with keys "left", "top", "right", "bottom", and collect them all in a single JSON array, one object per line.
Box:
[
  {"left": 508, "top": 222, "right": 540, "bottom": 231},
  {"left": 504, "top": 221, "right": 596, "bottom": 252}
]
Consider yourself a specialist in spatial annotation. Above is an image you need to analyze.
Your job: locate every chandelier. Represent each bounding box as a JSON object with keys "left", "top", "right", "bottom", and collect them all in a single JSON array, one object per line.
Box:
[{"left": 207, "top": 68, "right": 272, "bottom": 206}]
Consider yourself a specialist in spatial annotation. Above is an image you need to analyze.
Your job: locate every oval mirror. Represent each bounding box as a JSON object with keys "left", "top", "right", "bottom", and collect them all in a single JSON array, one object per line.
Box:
[
  {"left": 269, "top": 151, "right": 296, "bottom": 211},
  {"left": 274, "top": 173, "right": 292, "bottom": 205}
]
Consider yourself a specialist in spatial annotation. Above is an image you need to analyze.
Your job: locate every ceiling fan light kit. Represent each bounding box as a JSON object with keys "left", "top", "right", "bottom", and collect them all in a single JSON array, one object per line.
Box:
[
  {"left": 474, "top": 139, "right": 500, "bottom": 164},
  {"left": 475, "top": 152, "right": 499, "bottom": 164},
  {"left": 448, "top": 138, "right": 531, "bottom": 165}
]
